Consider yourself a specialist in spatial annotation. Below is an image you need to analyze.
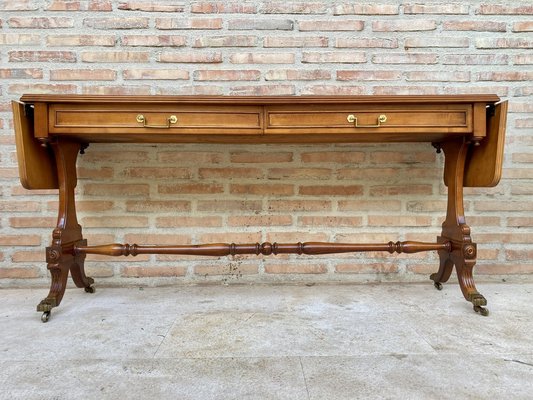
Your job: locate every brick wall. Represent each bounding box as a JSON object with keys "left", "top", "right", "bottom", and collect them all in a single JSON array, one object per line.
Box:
[{"left": 0, "top": 1, "right": 532, "bottom": 287}]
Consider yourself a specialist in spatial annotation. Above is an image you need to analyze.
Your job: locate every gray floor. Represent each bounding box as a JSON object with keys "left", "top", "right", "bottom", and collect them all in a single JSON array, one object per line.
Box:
[{"left": 0, "top": 283, "right": 532, "bottom": 399}]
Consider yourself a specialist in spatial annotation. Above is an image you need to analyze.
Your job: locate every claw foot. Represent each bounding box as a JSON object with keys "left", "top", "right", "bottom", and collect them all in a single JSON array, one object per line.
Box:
[{"left": 474, "top": 305, "right": 489, "bottom": 316}]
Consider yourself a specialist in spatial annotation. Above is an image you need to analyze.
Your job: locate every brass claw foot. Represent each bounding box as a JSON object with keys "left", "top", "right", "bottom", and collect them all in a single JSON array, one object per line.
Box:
[
  {"left": 474, "top": 305, "right": 489, "bottom": 316},
  {"left": 41, "top": 311, "right": 51, "bottom": 323},
  {"left": 84, "top": 285, "right": 95, "bottom": 293},
  {"left": 470, "top": 293, "right": 489, "bottom": 316},
  {"left": 433, "top": 282, "right": 443, "bottom": 291}
]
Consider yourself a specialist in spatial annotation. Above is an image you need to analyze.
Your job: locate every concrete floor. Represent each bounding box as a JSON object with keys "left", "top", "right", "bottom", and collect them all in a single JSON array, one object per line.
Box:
[{"left": 0, "top": 283, "right": 532, "bottom": 399}]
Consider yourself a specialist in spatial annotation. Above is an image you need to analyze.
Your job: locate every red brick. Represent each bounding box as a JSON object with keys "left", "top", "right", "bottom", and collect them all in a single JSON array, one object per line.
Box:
[
  {"left": 50, "top": 69, "right": 116, "bottom": 81},
  {"left": 0, "top": 33, "right": 40, "bottom": 45},
  {"left": 77, "top": 167, "right": 114, "bottom": 179},
  {"left": 267, "top": 200, "right": 331, "bottom": 212},
  {"left": 84, "top": 17, "right": 148, "bottom": 29},
  {"left": 443, "top": 21, "right": 506, "bottom": 32},
  {"left": 0, "top": 68, "right": 42, "bottom": 79},
  {"left": 268, "top": 168, "right": 331, "bottom": 180},
  {"left": 227, "top": 215, "right": 293, "bottom": 227},
  {"left": 199, "top": 167, "right": 262, "bottom": 179},
  {"left": 122, "top": 167, "right": 191, "bottom": 179},
  {"left": 0, "top": 235, "right": 40, "bottom": 246},
  {"left": 266, "top": 69, "right": 330, "bottom": 80},
  {"left": 443, "top": 54, "right": 509, "bottom": 65},
  {"left": 228, "top": 19, "right": 293, "bottom": 31},
  {"left": 261, "top": 2, "right": 327, "bottom": 14},
  {"left": 513, "top": 21, "right": 533, "bottom": 32},
  {"left": 372, "top": 53, "right": 437, "bottom": 64},
  {"left": 11, "top": 250, "right": 43, "bottom": 262},
  {"left": 477, "top": 72, "right": 533, "bottom": 81},
  {"left": 298, "top": 216, "right": 363, "bottom": 227},
  {"left": 9, "top": 217, "right": 55, "bottom": 228},
  {"left": 194, "top": 35, "right": 257, "bottom": 47},
  {"left": 122, "top": 266, "right": 187, "bottom": 278},
  {"left": 337, "top": 70, "right": 401, "bottom": 81},
  {"left": 197, "top": 200, "right": 262, "bottom": 212},
  {"left": 158, "top": 183, "right": 224, "bottom": 194},
  {"left": 82, "top": 216, "right": 149, "bottom": 228},
  {"left": 334, "top": 4, "right": 398, "bottom": 15},
  {"left": 230, "top": 152, "right": 293, "bottom": 163},
  {"left": 301, "top": 85, "right": 366, "bottom": 95},
  {"left": 159, "top": 51, "right": 222, "bottom": 63},
  {"left": 405, "top": 37, "right": 469, "bottom": 48},
  {"left": 264, "top": 36, "right": 328, "bottom": 48},
  {"left": 406, "top": 71, "right": 470, "bottom": 82},
  {"left": 157, "top": 151, "right": 223, "bottom": 163},
  {"left": 476, "top": 5, "right": 533, "bottom": 15},
  {"left": 476, "top": 38, "right": 533, "bottom": 49},
  {"left": 47, "top": 200, "right": 114, "bottom": 212},
  {"left": 403, "top": 4, "right": 469, "bottom": 14},
  {"left": 368, "top": 216, "right": 432, "bottom": 226},
  {"left": 122, "top": 35, "right": 186, "bottom": 47},
  {"left": 47, "top": 0, "right": 112, "bottom": 11},
  {"left": 125, "top": 200, "right": 191, "bottom": 212},
  {"left": 336, "top": 263, "right": 398, "bottom": 274},
  {"left": 118, "top": 2, "right": 185, "bottom": 12},
  {"left": 123, "top": 69, "right": 189, "bottom": 80},
  {"left": 0, "top": 0, "right": 38, "bottom": 10},
  {"left": 373, "top": 86, "right": 439, "bottom": 95},
  {"left": 82, "top": 151, "right": 149, "bottom": 162},
  {"left": 194, "top": 264, "right": 258, "bottom": 276},
  {"left": 230, "top": 184, "right": 294, "bottom": 196},
  {"left": 508, "top": 218, "right": 533, "bottom": 227},
  {"left": 81, "top": 51, "right": 149, "bottom": 63},
  {"left": 9, "top": 51, "right": 76, "bottom": 62},
  {"left": 230, "top": 85, "right": 296, "bottom": 96},
  {"left": 47, "top": 35, "right": 115, "bottom": 46},
  {"left": 476, "top": 264, "right": 533, "bottom": 275},
  {"left": 194, "top": 70, "right": 260, "bottom": 81},
  {"left": 302, "top": 52, "right": 366, "bottom": 64},
  {"left": 198, "top": 232, "right": 261, "bottom": 243},
  {"left": 336, "top": 38, "right": 398, "bottom": 48},
  {"left": 265, "top": 263, "right": 327, "bottom": 274},
  {"left": 0, "top": 267, "right": 40, "bottom": 279},
  {"left": 299, "top": 20, "right": 364, "bottom": 31},
  {"left": 84, "top": 184, "right": 149, "bottom": 196},
  {"left": 338, "top": 200, "right": 401, "bottom": 211},
  {"left": 0, "top": 201, "right": 39, "bottom": 212},
  {"left": 156, "top": 18, "right": 222, "bottom": 30},
  {"left": 372, "top": 20, "right": 436, "bottom": 31},
  {"left": 8, "top": 17, "right": 74, "bottom": 29},
  {"left": 299, "top": 185, "right": 363, "bottom": 196},
  {"left": 191, "top": 2, "right": 257, "bottom": 14},
  {"left": 230, "top": 53, "right": 295, "bottom": 64},
  {"left": 8, "top": 83, "right": 77, "bottom": 94},
  {"left": 156, "top": 216, "right": 222, "bottom": 228}
]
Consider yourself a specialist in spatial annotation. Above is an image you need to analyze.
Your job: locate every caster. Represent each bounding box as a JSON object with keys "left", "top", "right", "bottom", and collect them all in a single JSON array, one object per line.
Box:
[
  {"left": 433, "top": 282, "right": 443, "bottom": 291},
  {"left": 41, "top": 311, "right": 51, "bottom": 323},
  {"left": 84, "top": 285, "right": 95, "bottom": 293},
  {"left": 474, "top": 305, "right": 489, "bottom": 316}
]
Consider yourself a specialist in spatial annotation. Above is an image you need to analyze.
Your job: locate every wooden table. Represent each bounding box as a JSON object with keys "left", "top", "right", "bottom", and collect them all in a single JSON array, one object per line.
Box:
[{"left": 13, "top": 95, "right": 507, "bottom": 322}]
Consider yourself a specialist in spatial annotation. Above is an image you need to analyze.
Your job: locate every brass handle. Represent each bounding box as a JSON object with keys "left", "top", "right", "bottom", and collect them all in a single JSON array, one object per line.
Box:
[
  {"left": 136, "top": 114, "right": 177, "bottom": 128},
  {"left": 347, "top": 114, "right": 387, "bottom": 128}
]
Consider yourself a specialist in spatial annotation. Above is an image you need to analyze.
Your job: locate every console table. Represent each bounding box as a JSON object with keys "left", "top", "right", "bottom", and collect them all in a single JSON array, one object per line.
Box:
[{"left": 12, "top": 95, "right": 507, "bottom": 322}]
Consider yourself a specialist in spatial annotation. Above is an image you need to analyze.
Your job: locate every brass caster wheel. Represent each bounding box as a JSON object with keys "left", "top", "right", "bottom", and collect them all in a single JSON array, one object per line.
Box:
[
  {"left": 84, "top": 285, "right": 95, "bottom": 294},
  {"left": 434, "top": 282, "right": 443, "bottom": 291},
  {"left": 474, "top": 305, "right": 489, "bottom": 316},
  {"left": 41, "top": 311, "right": 51, "bottom": 323}
]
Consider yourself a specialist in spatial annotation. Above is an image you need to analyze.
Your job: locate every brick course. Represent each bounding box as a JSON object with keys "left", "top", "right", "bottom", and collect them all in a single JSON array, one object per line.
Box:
[{"left": 0, "top": 1, "right": 531, "bottom": 285}]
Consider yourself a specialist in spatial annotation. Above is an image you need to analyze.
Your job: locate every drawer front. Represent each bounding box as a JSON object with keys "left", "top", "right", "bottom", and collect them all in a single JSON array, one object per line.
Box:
[
  {"left": 265, "top": 104, "right": 472, "bottom": 134},
  {"left": 49, "top": 104, "right": 263, "bottom": 135}
]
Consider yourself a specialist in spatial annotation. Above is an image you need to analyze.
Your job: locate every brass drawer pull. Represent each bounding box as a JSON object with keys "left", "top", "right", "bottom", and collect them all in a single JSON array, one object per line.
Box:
[
  {"left": 136, "top": 114, "right": 177, "bottom": 128},
  {"left": 347, "top": 114, "right": 387, "bottom": 128}
]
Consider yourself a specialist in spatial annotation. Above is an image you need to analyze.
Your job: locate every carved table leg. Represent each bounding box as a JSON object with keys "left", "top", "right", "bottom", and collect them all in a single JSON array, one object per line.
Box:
[
  {"left": 431, "top": 139, "right": 488, "bottom": 316},
  {"left": 37, "top": 139, "right": 94, "bottom": 322}
]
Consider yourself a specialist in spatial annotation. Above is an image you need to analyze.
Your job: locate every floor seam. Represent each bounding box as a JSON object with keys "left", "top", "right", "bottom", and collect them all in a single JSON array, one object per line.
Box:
[{"left": 299, "top": 356, "right": 311, "bottom": 400}]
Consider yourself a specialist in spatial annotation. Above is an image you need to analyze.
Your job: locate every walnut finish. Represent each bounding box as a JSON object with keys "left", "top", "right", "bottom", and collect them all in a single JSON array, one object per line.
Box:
[{"left": 12, "top": 94, "right": 507, "bottom": 321}]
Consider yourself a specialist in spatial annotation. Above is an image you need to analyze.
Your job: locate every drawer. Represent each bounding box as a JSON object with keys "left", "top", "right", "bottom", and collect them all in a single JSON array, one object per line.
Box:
[
  {"left": 49, "top": 104, "right": 263, "bottom": 135},
  {"left": 265, "top": 104, "right": 472, "bottom": 134}
]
